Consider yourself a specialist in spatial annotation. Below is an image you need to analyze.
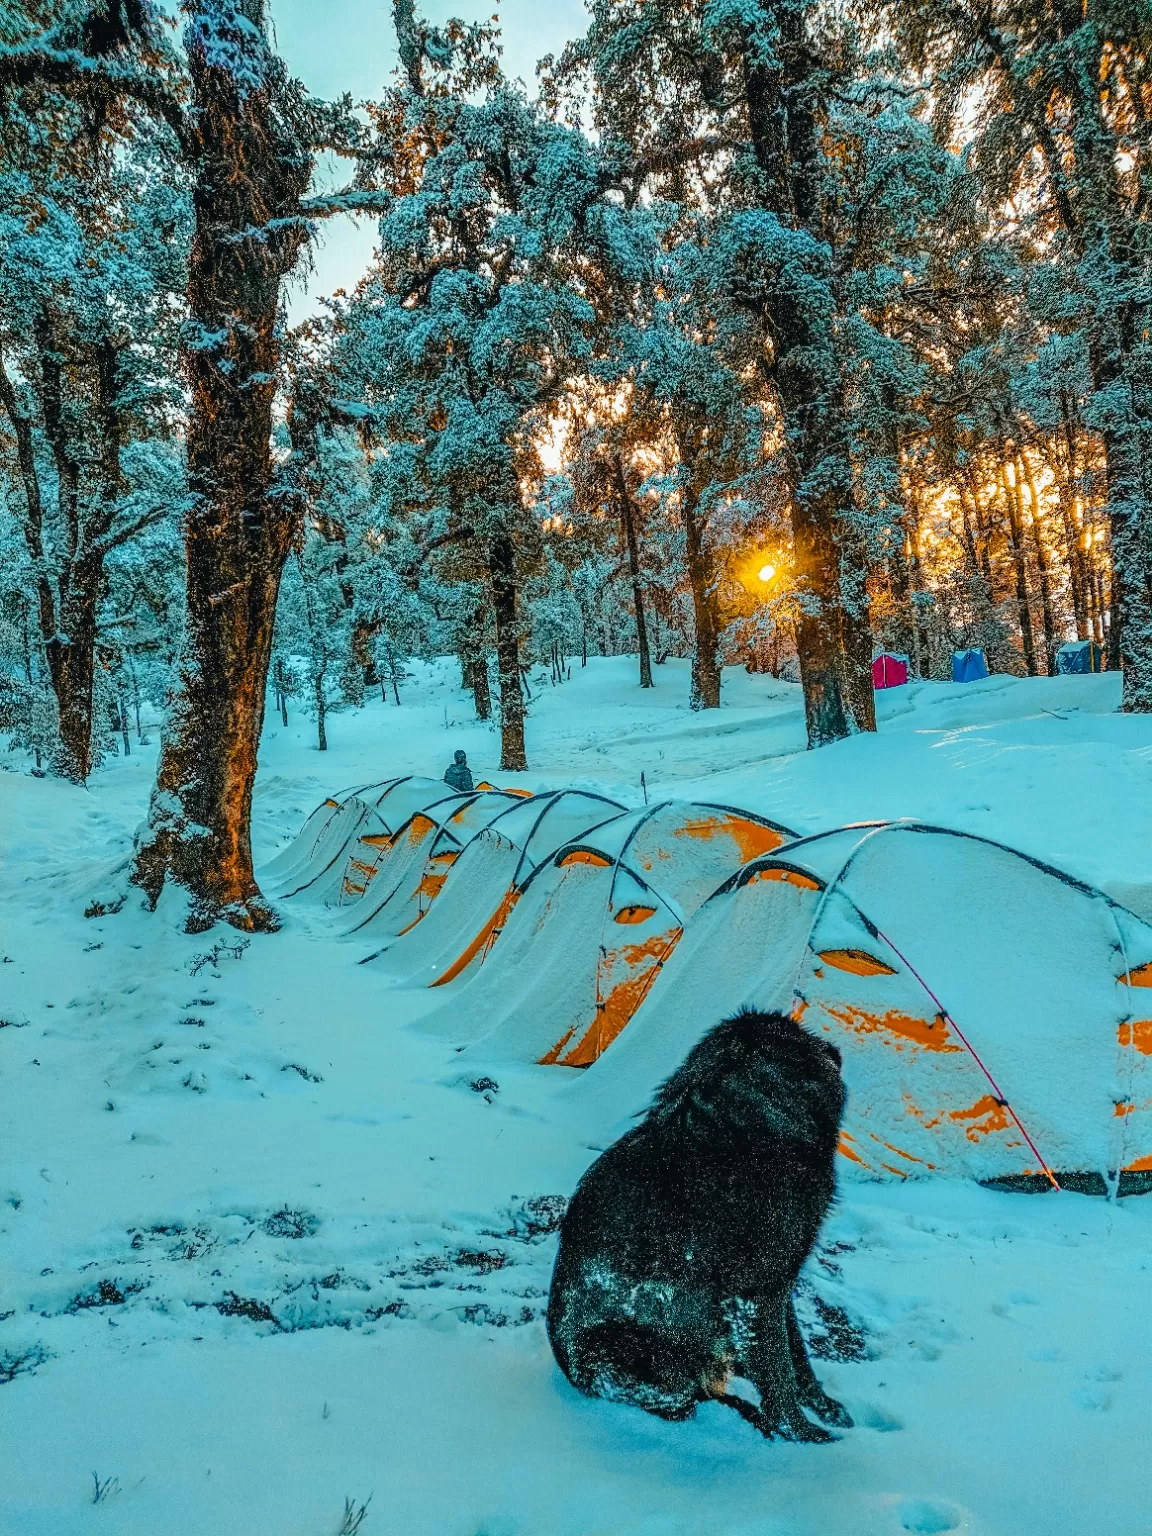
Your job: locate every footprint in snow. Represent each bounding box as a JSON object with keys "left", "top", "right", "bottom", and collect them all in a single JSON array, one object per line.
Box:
[{"left": 896, "top": 1498, "right": 966, "bottom": 1533}]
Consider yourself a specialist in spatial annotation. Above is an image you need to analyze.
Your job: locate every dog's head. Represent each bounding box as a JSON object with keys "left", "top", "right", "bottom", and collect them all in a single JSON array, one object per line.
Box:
[{"left": 651, "top": 1009, "right": 846, "bottom": 1149}]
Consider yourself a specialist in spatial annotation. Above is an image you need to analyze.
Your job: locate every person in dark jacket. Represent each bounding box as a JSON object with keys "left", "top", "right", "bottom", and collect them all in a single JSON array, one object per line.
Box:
[{"left": 443, "top": 749, "right": 474, "bottom": 792}]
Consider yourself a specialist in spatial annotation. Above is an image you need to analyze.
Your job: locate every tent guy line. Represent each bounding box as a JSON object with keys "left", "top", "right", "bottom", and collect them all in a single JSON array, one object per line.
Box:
[{"left": 870, "top": 923, "right": 1062, "bottom": 1192}]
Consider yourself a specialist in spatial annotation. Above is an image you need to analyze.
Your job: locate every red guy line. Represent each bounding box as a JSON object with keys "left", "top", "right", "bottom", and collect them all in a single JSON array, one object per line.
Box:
[{"left": 871, "top": 925, "right": 1062, "bottom": 1193}]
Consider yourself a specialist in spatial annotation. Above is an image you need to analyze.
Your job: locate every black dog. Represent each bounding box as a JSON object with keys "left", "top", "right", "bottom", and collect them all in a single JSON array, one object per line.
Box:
[{"left": 547, "top": 1009, "right": 850, "bottom": 1441}]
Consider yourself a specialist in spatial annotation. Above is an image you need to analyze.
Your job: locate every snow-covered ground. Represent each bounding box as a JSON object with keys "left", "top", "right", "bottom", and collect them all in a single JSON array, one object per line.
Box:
[{"left": 3, "top": 657, "right": 1152, "bottom": 1536}]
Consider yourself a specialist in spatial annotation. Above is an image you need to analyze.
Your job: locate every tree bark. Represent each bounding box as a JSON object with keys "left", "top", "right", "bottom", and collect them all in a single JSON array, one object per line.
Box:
[
  {"left": 613, "top": 453, "right": 653, "bottom": 688},
  {"left": 458, "top": 600, "right": 492, "bottom": 719},
  {"left": 47, "top": 560, "right": 102, "bottom": 781},
  {"left": 314, "top": 665, "right": 328, "bottom": 751},
  {"left": 1054, "top": 398, "right": 1090, "bottom": 640},
  {"left": 791, "top": 488, "right": 855, "bottom": 744},
  {"left": 1001, "top": 461, "right": 1038, "bottom": 676},
  {"left": 682, "top": 480, "right": 721, "bottom": 710},
  {"left": 131, "top": 1, "right": 313, "bottom": 930},
  {"left": 489, "top": 530, "right": 526, "bottom": 770},
  {"left": 470, "top": 655, "right": 492, "bottom": 719},
  {"left": 1092, "top": 329, "right": 1152, "bottom": 701},
  {"left": 1020, "top": 453, "right": 1057, "bottom": 674}
]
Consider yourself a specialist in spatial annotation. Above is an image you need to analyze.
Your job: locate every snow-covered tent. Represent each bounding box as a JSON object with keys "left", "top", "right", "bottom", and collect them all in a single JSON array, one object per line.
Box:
[
  {"left": 264, "top": 777, "right": 463, "bottom": 904},
  {"left": 952, "top": 648, "right": 989, "bottom": 683},
  {"left": 570, "top": 822, "right": 1152, "bottom": 1195},
  {"left": 872, "top": 653, "right": 909, "bottom": 689},
  {"left": 337, "top": 789, "right": 529, "bottom": 937},
  {"left": 417, "top": 800, "right": 797, "bottom": 1065},
  {"left": 1056, "top": 639, "right": 1105, "bottom": 674},
  {"left": 361, "top": 789, "right": 626, "bottom": 987}
]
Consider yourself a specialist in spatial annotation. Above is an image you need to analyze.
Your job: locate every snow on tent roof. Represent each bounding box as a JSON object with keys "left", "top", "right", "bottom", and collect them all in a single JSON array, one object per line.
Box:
[
  {"left": 360, "top": 788, "right": 626, "bottom": 988},
  {"left": 566, "top": 821, "right": 1152, "bottom": 1194},
  {"left": 335, "top": 789, "right": 529, "bottom": 936},
  {"left": 416, "top": 800, "right": 798, "bottom": 1066},
  {"left": 264, "top": 777, "right": 461, "bottom": 903}
]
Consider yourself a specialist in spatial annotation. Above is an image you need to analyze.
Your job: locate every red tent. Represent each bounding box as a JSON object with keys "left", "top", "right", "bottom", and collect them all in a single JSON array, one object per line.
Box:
[{"left": 872, "top": 652, "right": 909, "bottom": 689}]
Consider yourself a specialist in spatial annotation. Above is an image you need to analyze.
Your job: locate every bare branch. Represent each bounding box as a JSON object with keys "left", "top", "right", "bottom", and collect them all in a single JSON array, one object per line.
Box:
[
  {"left": 0, "top": 44, "right": 192, "bottom": 155},
  {"left": 91, "top": 503, "right": 166, "bottom": 558},
  {"left": 401, "top": 526, "right": 476, "bottom": 576}
]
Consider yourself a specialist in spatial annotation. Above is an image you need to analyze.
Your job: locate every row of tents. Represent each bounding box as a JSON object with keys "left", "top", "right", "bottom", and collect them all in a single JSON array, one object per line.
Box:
[
  {"left": 873, "top": 640, "right": 1106, "bottom": 690},
  {"left": 266, "top": 778, "right": 1152, "bottom": 1196}
]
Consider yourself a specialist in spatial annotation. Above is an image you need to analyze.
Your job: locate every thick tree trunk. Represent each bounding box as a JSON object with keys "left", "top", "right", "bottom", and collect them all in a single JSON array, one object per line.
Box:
[
  {"left": 131, "top": 2, "right": 312, "bottom": 930},
  {"left": 839, "top": 531, "right": 877, "bottom": 731},
  {"left": 489, "top": 531, "right": 526, "bottom": 770},
  {"left": 1094, "top": 357, "right": 1152, "bottom": 704},
  {"left": 614, "top": 454, "right": 653, "bottom": 688},
  {"left": 46, "top": 561, "right": 102, "bottom": 782},
  {"left": 682, "top": 483, "right": 721, "bottom": 710},
  {"left": 740, "top": 17, "right": 873, "bottom": 747},
  {"left": 791, "top": 490, "right": 854, "bottom": 745}
]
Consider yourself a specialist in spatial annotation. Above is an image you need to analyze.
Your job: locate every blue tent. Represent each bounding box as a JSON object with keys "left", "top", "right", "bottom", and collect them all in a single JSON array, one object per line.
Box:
[
  {"left": 952, "top": 648, "right": 989, "bottom": 683},
  {"left": 1056, "top": 639, "right": 1104, "bottom": 674}
]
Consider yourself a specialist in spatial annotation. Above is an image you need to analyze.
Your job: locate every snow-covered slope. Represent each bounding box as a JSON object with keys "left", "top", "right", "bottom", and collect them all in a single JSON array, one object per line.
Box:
[{"left": 3, "top": 659, "right": 1152, "bottom": 1536}]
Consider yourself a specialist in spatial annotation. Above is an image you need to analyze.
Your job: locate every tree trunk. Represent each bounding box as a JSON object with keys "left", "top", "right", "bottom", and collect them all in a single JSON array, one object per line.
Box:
[
  {"left": 131, "top": 2, "right": 312, "bottom": 930},
  {"left": 0, "top": 345, "right": 106, "bottom": 782},
  {"left": 386, "top": 643, "right": 401, "bottom": 705},
  {"left": 1093, "top": 337, "right": 1152, "bottom": 703},
  {"left": 682, "top": 481, "right": 721, "bottom": 709},
  {"left": 839, "top": 530, "right": 877, "bottom": 731},
  {"left": 489, "top": 530, "right": 526, "bottom": 770},
  {"left": 46, "top": 560, "right": 102, "bottom": 782},
  {"left": 118, "top": 690, "right": 131, "bottom": 757},
  {"left": 791, "top": 487, "right": 856, "bottom": 745},
  {"left": 1001, "top": 461, "right": 1038, "bottom": 675},
  {"left": 1054, "top": 399, "right": 1090, "bottom": 640},
  {"left": 314, "top": 665, "right": 328, "bottom": 751},
  {"left": 1020, "top": 454, "right": 1058, "bottom": 673},
  {"left": 471, "top": 655, "right": 492, "bottom": 720},
  {"left": 614, "top": 454, "right": 653, "bottom": 688},
  {"left": 458, "top": 601, "right": 492, "bottom": 719},
  {"left": 740, "top": 16, "right": 872, "bottom": 746}
]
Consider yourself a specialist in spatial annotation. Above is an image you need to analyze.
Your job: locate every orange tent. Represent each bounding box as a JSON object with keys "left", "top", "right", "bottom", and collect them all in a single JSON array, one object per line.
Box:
[
  {"left": 572, "top": 823, "right": 1152, "bottom": 1194},
  {"left": 417, "top": 800, "right": 795, "bottom": 1066}
]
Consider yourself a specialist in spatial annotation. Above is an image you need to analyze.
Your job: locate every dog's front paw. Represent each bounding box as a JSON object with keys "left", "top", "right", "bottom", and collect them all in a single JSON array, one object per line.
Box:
[
  {"left": 779, "top": 1412, "right": 837, "bottom": 1444},
  {"left": 804, "top": 1388, "right": 853, "bottom": 1428}
]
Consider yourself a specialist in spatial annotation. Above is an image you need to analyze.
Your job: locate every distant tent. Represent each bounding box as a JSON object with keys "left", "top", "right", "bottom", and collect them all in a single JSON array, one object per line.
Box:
[
  {"left": 337, "top": 789, "right": 528, "bottom": 935},
  {"left": 952, "top": 648, "right": 989, "bottom": 683},
  {"left": 568, "top": 821, "right": 1152, "bottom": 1194},
  {"left": 264, "top": 777, "right": 462, "bottom": 904},
  {"left": 417, "top": 801, "right": 797, "bottom": 1066},
  {"left": 1056, "top": 640, "right": 1105, "bottom": 674},
  {"left": 361, "top": 789, "right": 626, "bottom": 988},
  {"left": 872, "top": 653, "right": 909, "bottom": 689}
]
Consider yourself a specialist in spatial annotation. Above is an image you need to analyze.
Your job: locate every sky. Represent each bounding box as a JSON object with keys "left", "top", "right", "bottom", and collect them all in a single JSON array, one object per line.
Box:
[{"left": 271, "top": 0, "right": 588, "bottom": 318}]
